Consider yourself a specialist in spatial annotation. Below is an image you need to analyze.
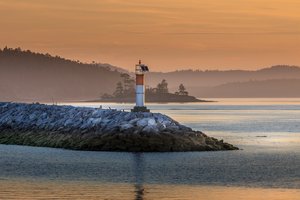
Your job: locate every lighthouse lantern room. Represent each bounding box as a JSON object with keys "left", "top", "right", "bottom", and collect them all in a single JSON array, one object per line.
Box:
[{"left": 131, "top": 60, "right": 150, "bottom": 112}]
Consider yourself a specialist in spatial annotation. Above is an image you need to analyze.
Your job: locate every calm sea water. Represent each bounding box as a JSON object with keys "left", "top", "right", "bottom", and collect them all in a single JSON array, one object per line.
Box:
[{"left": 0, "top": 98, "right": 300, "bottom": 200}]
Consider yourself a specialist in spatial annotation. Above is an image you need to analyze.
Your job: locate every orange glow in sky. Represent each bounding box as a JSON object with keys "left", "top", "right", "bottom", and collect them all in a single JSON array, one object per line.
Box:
[{"left": 1, "top": 0, "right": 300, "bottom": 71}]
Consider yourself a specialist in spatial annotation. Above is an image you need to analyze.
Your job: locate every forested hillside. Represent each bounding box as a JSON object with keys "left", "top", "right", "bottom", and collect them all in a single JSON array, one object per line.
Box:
[{"left": 0, "top": 47, "right": 123, "bottom": 102}]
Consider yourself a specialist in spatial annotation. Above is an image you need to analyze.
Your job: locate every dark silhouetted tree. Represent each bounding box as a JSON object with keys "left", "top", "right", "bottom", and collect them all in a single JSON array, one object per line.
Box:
[
  {"left": 146, "top": 85, "right": 157, "bottom": 94},
  {"left": 177, "top": 84, "right": 188, "bottom": 96},
  {"left": 121, "top": 73, "right": 135, "bottom": 94},
  {"left": 113, "top": 82, "right": 124, "bottom": 97},
  {"left": 156, "top": 79, "right": 169, "bottom": 94}
]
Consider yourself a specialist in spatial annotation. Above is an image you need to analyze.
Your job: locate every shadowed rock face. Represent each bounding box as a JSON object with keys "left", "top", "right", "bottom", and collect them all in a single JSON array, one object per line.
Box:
[{"left": 0, "top": 102, "right": 238, "bottom": 152}]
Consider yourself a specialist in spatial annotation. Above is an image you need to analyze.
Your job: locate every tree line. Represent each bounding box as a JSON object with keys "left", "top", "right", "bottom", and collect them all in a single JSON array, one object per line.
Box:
[{"left": 102, "top": 74, "right": 189, "bottom": 99}]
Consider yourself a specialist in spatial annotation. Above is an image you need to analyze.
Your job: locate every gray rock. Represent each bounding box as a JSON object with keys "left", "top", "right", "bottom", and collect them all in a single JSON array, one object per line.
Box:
[
  {"left": 0, "top": 102, "right": 238, "bottom": 152},
  {"left": 120, "top": 123, "right": 134, "bottom": 131},
  {"left": 142, "top": 125, "right": 159, "bottom": 134},
  {"left": 136, "top": 118, "right": 149, "bottom": 128}
]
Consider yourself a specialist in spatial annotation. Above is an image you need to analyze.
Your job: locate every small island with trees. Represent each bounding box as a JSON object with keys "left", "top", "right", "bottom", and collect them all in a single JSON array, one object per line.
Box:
[{"left": 97, "top": 74, "right": 210, "bottom": 103}]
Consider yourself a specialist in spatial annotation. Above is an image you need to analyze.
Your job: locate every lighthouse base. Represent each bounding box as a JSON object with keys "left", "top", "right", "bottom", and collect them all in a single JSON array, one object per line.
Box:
[{"left": 131, "top": 106, "right": 150, "bottom": 113}]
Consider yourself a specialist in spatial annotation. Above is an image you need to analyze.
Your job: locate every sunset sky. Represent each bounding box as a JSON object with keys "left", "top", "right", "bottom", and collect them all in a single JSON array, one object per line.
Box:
[{"left": 1, "top": 0, "right": 300, "bottom": 71}]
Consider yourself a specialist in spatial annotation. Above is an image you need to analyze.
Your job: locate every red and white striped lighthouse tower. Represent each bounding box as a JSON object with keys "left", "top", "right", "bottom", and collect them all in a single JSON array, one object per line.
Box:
[{"left": 131, "top": 60, "right": 150, "bottom": 112}]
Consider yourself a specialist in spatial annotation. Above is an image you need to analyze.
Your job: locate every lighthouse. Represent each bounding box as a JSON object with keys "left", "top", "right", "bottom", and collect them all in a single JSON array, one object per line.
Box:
[{"left": 131, "top": 60, "right": 150, "bottom": 112}]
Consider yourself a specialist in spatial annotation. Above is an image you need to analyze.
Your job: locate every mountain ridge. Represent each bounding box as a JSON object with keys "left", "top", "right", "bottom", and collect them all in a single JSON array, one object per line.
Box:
[
  {"left": 190, "top": 79, "right": 300, "bottom": 98},
  {"left": 1, "top": 47, "right": 300, "bottom": 101},
  {"left": 146, "top": 65, "right": 300, "bottom": 92}
]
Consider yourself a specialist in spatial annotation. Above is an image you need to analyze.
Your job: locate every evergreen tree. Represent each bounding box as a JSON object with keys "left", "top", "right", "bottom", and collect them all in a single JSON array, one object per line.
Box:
[
  {"left": 178, "top": 83, "right": 188, "bottom": 95},
  {"left": 121, "top": 73, "right": 135, "bottom": 94},
  {"left": 156, "top": 79, "right": 169, "bottom": 94},
  {"left": 113, "top": 82, "right": 124, "bottom": 97}
]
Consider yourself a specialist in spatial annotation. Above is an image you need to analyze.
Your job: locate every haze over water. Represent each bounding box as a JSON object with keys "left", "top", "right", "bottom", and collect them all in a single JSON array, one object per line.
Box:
[{"left": 0, "top": 98, "right": 300, "bottom": 200}]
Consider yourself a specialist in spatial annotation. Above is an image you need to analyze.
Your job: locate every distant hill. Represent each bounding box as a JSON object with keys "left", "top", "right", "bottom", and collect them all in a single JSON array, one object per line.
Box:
[
  {"left": 1, "top": 47, "right": 300, "bottom": 101},
  {"left": 0, "top": 47, "right": 124, "bottom": 102},
  {"left": 190, "top": 79, "right": 300, "bottom": 98},
  {"left": 98, "top": 63, "right": 130, "bottom": 74},
  {"left": 146, "top": 65, "right": 300, "bottom": 95}
]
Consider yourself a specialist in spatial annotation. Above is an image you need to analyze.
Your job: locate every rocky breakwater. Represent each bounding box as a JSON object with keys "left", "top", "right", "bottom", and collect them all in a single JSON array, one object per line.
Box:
[{"left": 0, "top": 102, "right": 238, "bottom": 152}]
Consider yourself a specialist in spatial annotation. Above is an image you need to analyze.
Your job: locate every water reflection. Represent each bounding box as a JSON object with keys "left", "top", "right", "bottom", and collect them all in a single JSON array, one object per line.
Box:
[
  {"left": 1, "top": 180, "right": 300, "bottom": 200},
  {"left": 2, "top": 99, "right": 300, "bottom": 199},
  {"left": 133, "top": 153, "right": 145, "bottom": 200}
]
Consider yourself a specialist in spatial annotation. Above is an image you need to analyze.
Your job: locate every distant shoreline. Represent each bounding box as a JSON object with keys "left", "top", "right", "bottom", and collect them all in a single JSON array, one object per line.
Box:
[
  {"left": 86, "top": 93, "right": 215, "bottom": 103},
  {"left": 85, "top": 99, "right": 215, "bottom": 103}
]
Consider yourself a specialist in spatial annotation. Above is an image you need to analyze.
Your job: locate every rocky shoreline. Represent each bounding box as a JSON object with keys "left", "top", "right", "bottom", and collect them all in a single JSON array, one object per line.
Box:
[{"left": 0, "top": 102, "right": 238, "bottom": 152}]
